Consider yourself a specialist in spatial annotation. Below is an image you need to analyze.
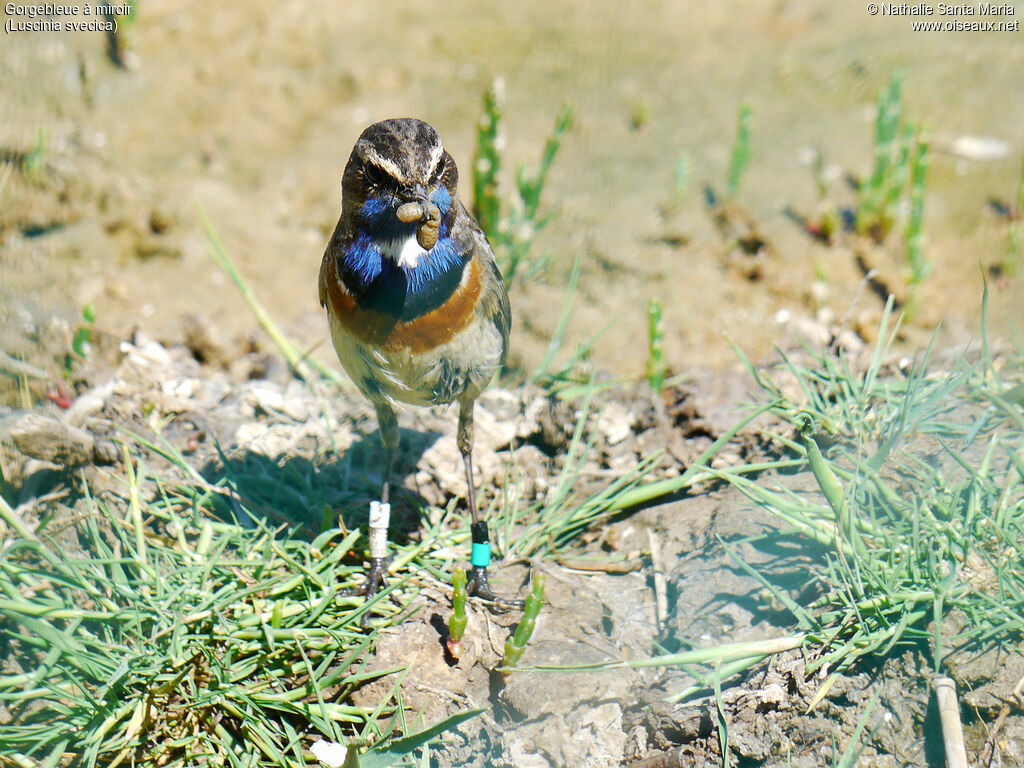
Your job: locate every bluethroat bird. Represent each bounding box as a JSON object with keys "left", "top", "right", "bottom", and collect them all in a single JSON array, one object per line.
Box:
[{"left": 318, "top": 118, "right": 522, "bottom": 610}]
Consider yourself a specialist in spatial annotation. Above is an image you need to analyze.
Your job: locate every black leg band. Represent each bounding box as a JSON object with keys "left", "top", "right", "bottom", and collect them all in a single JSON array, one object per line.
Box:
[
  {"left": 471, "top": 521, "right": 490, "bottom": 543},
  {"left": 470, "top": 521, "right": 491, "bottom": 568}
]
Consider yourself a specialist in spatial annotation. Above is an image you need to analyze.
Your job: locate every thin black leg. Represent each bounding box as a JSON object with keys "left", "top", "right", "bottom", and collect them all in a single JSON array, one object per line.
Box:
[
  {"left": 349, "top": 402, "right": 399, "bottom": 624},
  {"left": 459, "top": 399, "right": 524, "bottom": 609},
  {"left": 376, "top": 401, "right": 399, "bottom": 506}
]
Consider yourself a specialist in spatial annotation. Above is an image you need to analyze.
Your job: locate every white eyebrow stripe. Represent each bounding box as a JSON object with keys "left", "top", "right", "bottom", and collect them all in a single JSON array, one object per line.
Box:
[
  {"left": 426, "top": 142, "right": 444, "bottom": 177},
  {"left": 358, "top": 144, "right": 405, "bottom": 182}
]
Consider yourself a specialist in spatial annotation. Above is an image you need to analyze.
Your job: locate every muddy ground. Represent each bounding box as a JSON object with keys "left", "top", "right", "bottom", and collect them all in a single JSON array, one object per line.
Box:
[{"left": 3, "top": 1, "right": 1024, "bottom": 766}]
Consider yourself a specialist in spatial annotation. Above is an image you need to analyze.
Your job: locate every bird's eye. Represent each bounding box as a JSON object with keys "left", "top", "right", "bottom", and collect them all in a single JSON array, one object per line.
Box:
[{"left": 364, "top": 163, "right": 390, "bottom": 189}]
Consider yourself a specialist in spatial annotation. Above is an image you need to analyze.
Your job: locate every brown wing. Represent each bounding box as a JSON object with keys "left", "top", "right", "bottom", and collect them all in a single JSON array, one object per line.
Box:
[
  {"left": 455, "top": 202, "right": 511, "bottom": 365},
  {"left": 319, "top": 215, "right": 349, "bottom": 309}
]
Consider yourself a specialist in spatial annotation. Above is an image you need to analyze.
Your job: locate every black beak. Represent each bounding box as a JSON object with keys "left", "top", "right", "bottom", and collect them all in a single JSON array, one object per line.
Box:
[{"left": 403, "top": 184, "right": 429, "bottom": 206}]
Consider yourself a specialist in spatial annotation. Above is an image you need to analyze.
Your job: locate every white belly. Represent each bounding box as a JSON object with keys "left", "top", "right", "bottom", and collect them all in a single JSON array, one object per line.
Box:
[{"left": 328, "top": 312, "right": 503, "bottom": 408}]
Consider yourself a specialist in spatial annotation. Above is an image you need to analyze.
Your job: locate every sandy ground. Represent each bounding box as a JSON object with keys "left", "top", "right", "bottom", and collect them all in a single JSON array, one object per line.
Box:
[{"left": 2, "top": 0, "right": 1024, "bottom": 386}]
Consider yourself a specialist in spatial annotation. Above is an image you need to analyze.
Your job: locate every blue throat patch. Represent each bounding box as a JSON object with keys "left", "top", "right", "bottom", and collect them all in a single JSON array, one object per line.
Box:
[{"left": 341, "top": 190, "right": 467, "bottom": 321}]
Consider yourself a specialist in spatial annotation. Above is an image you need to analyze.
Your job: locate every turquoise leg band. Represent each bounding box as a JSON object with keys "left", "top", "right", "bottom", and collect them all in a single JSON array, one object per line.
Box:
[{"left": 471, "top": 542, "right": 491, "bottom": 568}]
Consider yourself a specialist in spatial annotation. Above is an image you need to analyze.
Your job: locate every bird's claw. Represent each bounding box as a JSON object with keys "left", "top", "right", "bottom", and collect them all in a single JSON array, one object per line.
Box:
[
  {"left": 361, "top": 556, "right": 390, "bottom": 597},
  {"left": 467, "top": 566, "right": 526, "bottom": 610},
  {"left": 342, "top": 556, "right": 392, "bottom": 626}
]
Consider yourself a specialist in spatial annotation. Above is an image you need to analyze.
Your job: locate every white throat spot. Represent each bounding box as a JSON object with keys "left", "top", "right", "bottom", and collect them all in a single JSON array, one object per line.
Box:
[{"left": 381, "top": 234, "right": 428, "bottom": 269}]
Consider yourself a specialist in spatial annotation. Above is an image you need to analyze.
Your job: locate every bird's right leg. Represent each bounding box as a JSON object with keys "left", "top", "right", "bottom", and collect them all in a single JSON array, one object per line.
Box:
[{"left": 361, "top": 401, "right": 398, "bottom": 601}]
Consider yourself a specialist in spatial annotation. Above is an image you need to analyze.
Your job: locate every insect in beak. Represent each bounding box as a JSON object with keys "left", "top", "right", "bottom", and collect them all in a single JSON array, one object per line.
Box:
[{"left": 396, "top": 199, "right": 442, "bottom": 250}]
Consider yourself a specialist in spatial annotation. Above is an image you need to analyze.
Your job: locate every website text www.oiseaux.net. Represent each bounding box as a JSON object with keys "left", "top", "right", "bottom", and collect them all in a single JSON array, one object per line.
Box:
[{"left": 867, "top": 2, "right": 1021, "bottom": 29}]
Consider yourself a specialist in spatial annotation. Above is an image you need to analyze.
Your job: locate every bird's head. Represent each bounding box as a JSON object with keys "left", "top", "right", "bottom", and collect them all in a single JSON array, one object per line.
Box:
[{"left": 341, "top": 118, "right": 459, "bottom": 251}]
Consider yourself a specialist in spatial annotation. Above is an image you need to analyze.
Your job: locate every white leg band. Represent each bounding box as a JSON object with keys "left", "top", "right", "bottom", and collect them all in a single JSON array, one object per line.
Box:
[{"left": 369, "top": 501, "right": 390, "bottom": 559}]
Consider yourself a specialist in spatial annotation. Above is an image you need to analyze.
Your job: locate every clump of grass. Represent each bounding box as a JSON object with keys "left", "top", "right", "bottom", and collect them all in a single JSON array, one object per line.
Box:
[
  {"left": 446, "top": 567, "right": 468, "bottom": 659},
  {"left": 856, "top": 73, "right": 903, "bottom": 237},
  {"left": 645, "top": 299, "right": 667, "bottom": 394},
  {"left": 472, "top": 83, "right": 502, "bottom": 240},
  {"left": 855, "top": 73, "right": 922, "bottom": 245},
  {"left": 71, "top": 303, "right": 97, "bottom": 358},
  {"left": 726, "top": 104, "right": 753, "bottom": 200},
  {"left": 1, "top": 471, "right": 369, "bottom": 764},
  {"left": 509, "top": 294, "right": 1023, "bottom": 728},
  {"left": 471, "top": 79, "right": 572, "bottom": 285},
  {"left": 849, "top": 74, "right": 934, "bottom": 297},
  {"left": 0, "top": 437, "right": 487, "bottom": 766},
  {"left": 905, "top": 131, "right": 931, "bottom": 287},
  {"left": 501, "top": 574, "right": 546, "bottom": 670},
  {"left": 721, "top": 295, "right": 1024, "bottom": 690}
]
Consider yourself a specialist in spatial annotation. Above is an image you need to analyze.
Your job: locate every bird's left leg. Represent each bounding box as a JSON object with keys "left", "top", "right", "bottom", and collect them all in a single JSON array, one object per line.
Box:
[{"left": 459, "top": 398, "right": 524, "bottom": 608}]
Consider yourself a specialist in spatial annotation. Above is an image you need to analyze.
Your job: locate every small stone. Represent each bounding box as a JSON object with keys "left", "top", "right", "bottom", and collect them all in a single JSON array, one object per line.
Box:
[
  {"left": 8, "top": 412, "right": 95, "bottom": 466},
  {"left": 478, "top": 389, "right": 520, "bottom": 422},
  {"left": 234, "top": 422, "right": 270, "bottom": 449},
  {"left": 309, "top": 740, "right": 349, "bottom": 768},
  {"left": 281, "top": 380, "right": 313, "bottom": 421},
  {"left": 517, "top": 394, "right": 547, "bottom": 439},
  {"left": 711, "top": 450, "right": 742, "bottom": 468},
  {"left": 502, "top": 733, "right": 552, "bottom": 768},
  {"left": 473, "top": 398, "right": 516, "bottom": 450},
  {"left": 162, "top": 378, "right": 202, "bottom": 399},
  {"left": 570, "top": 702, "right": 626, "bottom": 767},
  {"left": 93, "top": 440, "right": 120, "bottom": 464},
  {"left": 597, "top": 401, "right": 634, "bottom": 446},
  {"left": 242, "top": 382, "right": 285, "bottom": 414},
  {"left": 65, "top": 380, "right": 115, "bottom": 427}
]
